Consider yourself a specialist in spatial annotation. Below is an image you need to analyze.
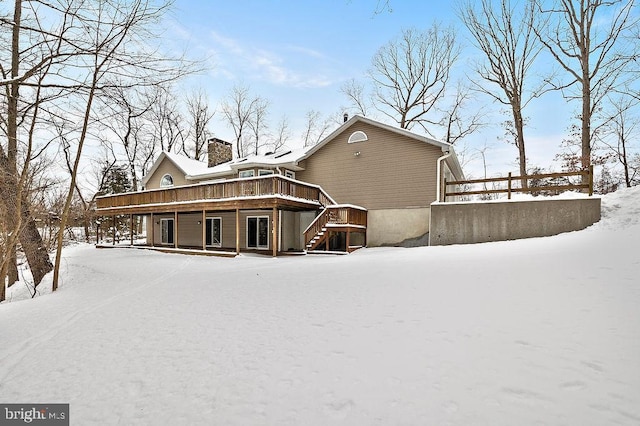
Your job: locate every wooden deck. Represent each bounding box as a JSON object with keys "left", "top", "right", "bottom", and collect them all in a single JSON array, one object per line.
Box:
[{"left": 95, "top": 175, "right": 335, "bottom": 215}]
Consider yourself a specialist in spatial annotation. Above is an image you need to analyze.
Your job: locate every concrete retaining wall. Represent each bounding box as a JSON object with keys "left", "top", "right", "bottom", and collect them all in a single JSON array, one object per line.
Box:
[
  {"left": 367, "top": 207, "right": 430, "bottom": 246},
  {"left": 429, "top": 197, "right": 601, "bottom": 246}
]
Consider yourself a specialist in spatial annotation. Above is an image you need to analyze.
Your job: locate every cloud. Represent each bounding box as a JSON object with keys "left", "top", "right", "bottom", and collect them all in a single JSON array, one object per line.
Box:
[{"left": 208, "top": 31, "right": 333, "bottom": 88}]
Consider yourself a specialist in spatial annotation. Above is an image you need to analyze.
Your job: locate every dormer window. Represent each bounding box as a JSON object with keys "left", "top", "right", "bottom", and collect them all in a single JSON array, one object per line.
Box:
[
  {"left": 348, "top": 131, "right": 368, "bottom": 143},
  {"left": 160, "top": 174, "right": 174, "bottom": 187}
]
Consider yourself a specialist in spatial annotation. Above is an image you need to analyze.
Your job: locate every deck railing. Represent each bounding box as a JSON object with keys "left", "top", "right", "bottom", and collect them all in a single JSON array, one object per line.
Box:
[
  {"left": 303, "top": 205, "right": 368, "bottom": 248},
  {"left": 444, "top": 166, "right": 594, "bottom": 201},
  {"left": 95, "top": 175, "right": 333, "bottom": 211}
]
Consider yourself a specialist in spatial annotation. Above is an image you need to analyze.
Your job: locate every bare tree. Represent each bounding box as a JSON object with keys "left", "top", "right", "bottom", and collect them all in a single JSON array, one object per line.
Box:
[
  {"left": 341, "top": 78, "right": 370, "bottom": 116},
  {"left": 183, "top": 89, "right": 214, "bottom": 161},
  {"left": 220, "top": 84, "right": 261, "bottom": 158},
  {"left": 149, "top": 86, "right": 186, "bottom": 154},
  {"left": 369, "top": 25, "right": 460, "bottom": 132},
  {"left": 269, "top": 115, "right": 290, "bottom": 153},
  {"left": 301, "top": 110, "right": 332, "bottom": 147},
  {"left": 100, "top": 85, "right": 156, "bottom": 191},
  {"left": 460, "top": 0, "right": 544, "bottom": 187},
  {"left": 598, "top": 94, "right": 640, "bottom": 187},
  {"left": 247, "top": 96, "right": 270, "bottom": 155},
  {"left": 534, "top": 0, "right": 639, "bottom": 181},
  {"left": 438, "top": 81, "right": 486, "bottom": 145},
  {"left": 0, "top": 0, "right": 194, "bottom": 291}
]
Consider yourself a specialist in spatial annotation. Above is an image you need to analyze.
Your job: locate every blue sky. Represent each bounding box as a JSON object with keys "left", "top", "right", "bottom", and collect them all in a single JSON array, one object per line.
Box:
[{"left": 166, "top": 0, "right": 573, "bottom": 177}]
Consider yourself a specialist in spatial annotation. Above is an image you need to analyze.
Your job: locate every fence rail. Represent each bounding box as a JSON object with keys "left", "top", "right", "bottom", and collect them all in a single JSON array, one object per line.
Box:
[{"left": 444, "top": 166, "right": 594, "bottom": 200}]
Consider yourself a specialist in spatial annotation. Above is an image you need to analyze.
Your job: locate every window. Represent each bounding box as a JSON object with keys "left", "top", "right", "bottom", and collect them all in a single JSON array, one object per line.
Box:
[
  {"left": 258, "top": 169, "right": 274, "bottom": 176},
  {"left": 348, "top": 131, "right": 368, "bottom": 144},
  {"left": 284, "top": 170, "right": 295, "bottom": 179},
  {"left": 160, "top": 174, "right": 174, "bottom": 187},
  {"left": 247, "top": 216, "right": 269, "bottom": 249},
  {"left": 160, "top": 218, "right": 174, "bottom": 245},
  {"left": 206, "top": 217, "right": 222, "bottom": 247},
  {"left": 239, "top": 170, "right": 255, "bottom": 178}
]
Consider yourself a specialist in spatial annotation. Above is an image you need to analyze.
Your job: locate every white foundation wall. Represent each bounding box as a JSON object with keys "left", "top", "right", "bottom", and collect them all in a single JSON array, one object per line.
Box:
[{"left": 367, "top": 207, "right": 430, "bottom": 246}]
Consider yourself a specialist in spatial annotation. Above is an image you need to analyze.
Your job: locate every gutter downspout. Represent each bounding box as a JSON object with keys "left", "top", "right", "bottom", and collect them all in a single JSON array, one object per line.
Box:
[{"left": 436, "top": 150, "right": 452, "bottom": 203}]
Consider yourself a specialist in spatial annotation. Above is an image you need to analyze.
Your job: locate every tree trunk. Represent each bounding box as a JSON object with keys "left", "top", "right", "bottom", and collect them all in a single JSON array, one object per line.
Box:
[
  {"left": 6, "top": 0, "right": 22, "bottom": 286},
  {"left": 513, "top": 106, "right": 528, "bottom": 189},
  {"left": 0, "top": 152, "right": 53, "bottom": 287},
  {"left": 19, "top": 206, "right": 53, "bottom": 285},
  {"left": 581, "top": 57, "right": 591, "bottom": 187}
]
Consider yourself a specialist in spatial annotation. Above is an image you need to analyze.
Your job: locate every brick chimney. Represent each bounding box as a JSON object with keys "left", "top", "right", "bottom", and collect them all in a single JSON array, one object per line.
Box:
[{"left": 207, "top": 138, "right": 233, "bottom": 167}]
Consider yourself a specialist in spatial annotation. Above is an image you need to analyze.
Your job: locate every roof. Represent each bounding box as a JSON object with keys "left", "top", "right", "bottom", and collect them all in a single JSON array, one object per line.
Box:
[
  {"left": 141, "top": 151, "right": 209, "bottom": 185},
  {"left": 188, "top": 148, "right": 307, "bottom": 180},
  {"left": 301, "top": 115, "right": 454, "bottom": 159},
  {"left": 143, "top": 116, "right": 465, "bottom": 183},
  {"left": 299, "top": 115, "right": 464, "bottom": 179}
]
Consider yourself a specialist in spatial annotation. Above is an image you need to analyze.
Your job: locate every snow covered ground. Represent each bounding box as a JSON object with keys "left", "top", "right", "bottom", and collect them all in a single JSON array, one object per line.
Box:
[{"left": 1, "top": 187, "right": 639, "bottom": 425}]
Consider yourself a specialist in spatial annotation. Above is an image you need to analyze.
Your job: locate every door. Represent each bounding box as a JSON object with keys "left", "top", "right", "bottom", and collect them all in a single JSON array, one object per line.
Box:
[
  {"left": 206, "top": 217, "right": 222, "bottom": 247},
  {"left": 160, "top": 218, "right": 174, "bottom": 245},
  {"left": 247, "top": 216, "right": 269, "bottom": 249}
]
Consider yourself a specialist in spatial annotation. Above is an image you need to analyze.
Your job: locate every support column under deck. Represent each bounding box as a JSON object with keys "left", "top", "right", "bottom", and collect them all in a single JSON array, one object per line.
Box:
[
  {"left": 202, "top": 210, "right": 206, "bottom": 251},
  {"left": 235, "top": 208, "right": 240, "bottom": 255},
  {"left": 174, "top": 211, "right": 178, "bottom": 249},
  {"left": 272, "top": 207, "right": 278, "bottom": 257},
  {"left": 150, "top": 213, "right": 154, "bottom": 247}
]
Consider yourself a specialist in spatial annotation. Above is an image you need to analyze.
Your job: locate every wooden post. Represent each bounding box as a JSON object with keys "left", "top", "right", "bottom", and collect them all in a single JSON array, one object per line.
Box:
[
  {"left": 588, "top": 164, "right": 594, "bottom": 196},
  {"left": 112, "top": 215, "right": 116, "bottom": 245},
  {"left": 272, "top": 207, "right": 278, "bottom": 257},
  {"left": 150, "top": 213, "right": 154, "bottom": 247},
  {"left": 235, "top": 208, "right": 240, "bottom": 255},
  {"left": 507, "top": 172, "right": 512, "bottom": 200},
  {"left": 346, "top": 230, "right": 351, "bottom": 253},
  {"left": 202, "top": 210, "right": 206, "bottom": 251},
  {"left": 325, "top": 231, "right": 330, "bottom": 251},
  {"left": 130, "top": 214, "right": 134, "bottom": 246},
  {"left": 443, "top": 177, "right": 447, "bottom": 202},
  {"left": 174, "top": 211, "right": 178, "bottom": 249}
]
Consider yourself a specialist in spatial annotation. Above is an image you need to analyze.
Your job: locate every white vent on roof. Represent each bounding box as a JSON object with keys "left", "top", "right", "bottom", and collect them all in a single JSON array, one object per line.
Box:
[{"left": 348, "top": 131, "right": 368, "bottom": 144}]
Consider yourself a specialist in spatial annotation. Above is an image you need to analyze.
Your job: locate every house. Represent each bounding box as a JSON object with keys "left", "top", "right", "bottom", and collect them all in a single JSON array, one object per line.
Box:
[{"left": 95, "top": 115, "right": 464, "bottom": 255}]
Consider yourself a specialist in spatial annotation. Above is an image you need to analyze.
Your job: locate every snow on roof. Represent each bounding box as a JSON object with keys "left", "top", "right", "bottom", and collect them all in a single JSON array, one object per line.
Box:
[
  {"left": 188, "top": 148, "right": 307, "bottom": 180},
  {"left": 141, "top": 151, "right": 210, "bottom": 185},
  {"left": 164, "top": 151, "right": 209, "bottom": 174}
]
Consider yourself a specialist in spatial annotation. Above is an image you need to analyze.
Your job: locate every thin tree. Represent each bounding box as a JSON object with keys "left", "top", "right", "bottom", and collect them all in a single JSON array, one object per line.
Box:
[
  {"left": 341, "top": 78, "right": 370, "bottom": 117},
  {"left": 183, "top": 89, "right": 214, "bottom": 161},
  {"left": 599, "top": 94, "right": 640, "bottom": 187},
  {"left": 149, "top": 86, "right": 186, "bottom": 154},
  {"left": 247, "top": 96, "right": 270, "bottom": 155},
  {"left": 460, "top": 0, "right": 544, "bottom": 188},
  {"left": 369, "top": 25, "right": 460, "bottom": 132},
  {"left": 100, "top": 85, "right": 156, "bottom": 191},
  {"left": 269, "top": 115, "right": 290, "bottom": 153},
  {"left": 438, "top": 81, "right": 486, "bottom": 145},
  {"left": 220, "top": 84, "right": 261, "bottom": 158},
  {"left": 301, "top": 110, "right": 332, "bottom": 147},
  {"left": 534, "top": 0, "right": 639, "bottom": 182},
  {"left": 51, "top": 0, "right": 192, "bottom": 291}
]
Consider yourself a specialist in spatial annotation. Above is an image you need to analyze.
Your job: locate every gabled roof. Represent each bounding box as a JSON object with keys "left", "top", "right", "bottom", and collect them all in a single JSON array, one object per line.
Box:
[
  {"left": 300, "top": 115, "right": 464, "bottom": 179},
  {"left": 141, "top": 151, "right": 209, "bottom": 185},
  {"left": 143, "top": 116, "right": 465, "bottom": 184},
  {"left": 301, "top": 115, "right": 453, "bottom": 159}
]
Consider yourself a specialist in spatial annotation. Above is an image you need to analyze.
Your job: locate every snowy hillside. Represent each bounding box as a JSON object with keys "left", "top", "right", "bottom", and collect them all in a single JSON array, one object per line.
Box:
[{"left": 1, "top": 187, "right": 639, "bottom": 425}]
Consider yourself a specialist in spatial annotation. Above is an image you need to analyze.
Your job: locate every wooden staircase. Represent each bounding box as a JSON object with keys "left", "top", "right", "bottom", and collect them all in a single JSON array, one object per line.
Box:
[{"left": 304, "top": 205, "right": 367, "bottom": 253}]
